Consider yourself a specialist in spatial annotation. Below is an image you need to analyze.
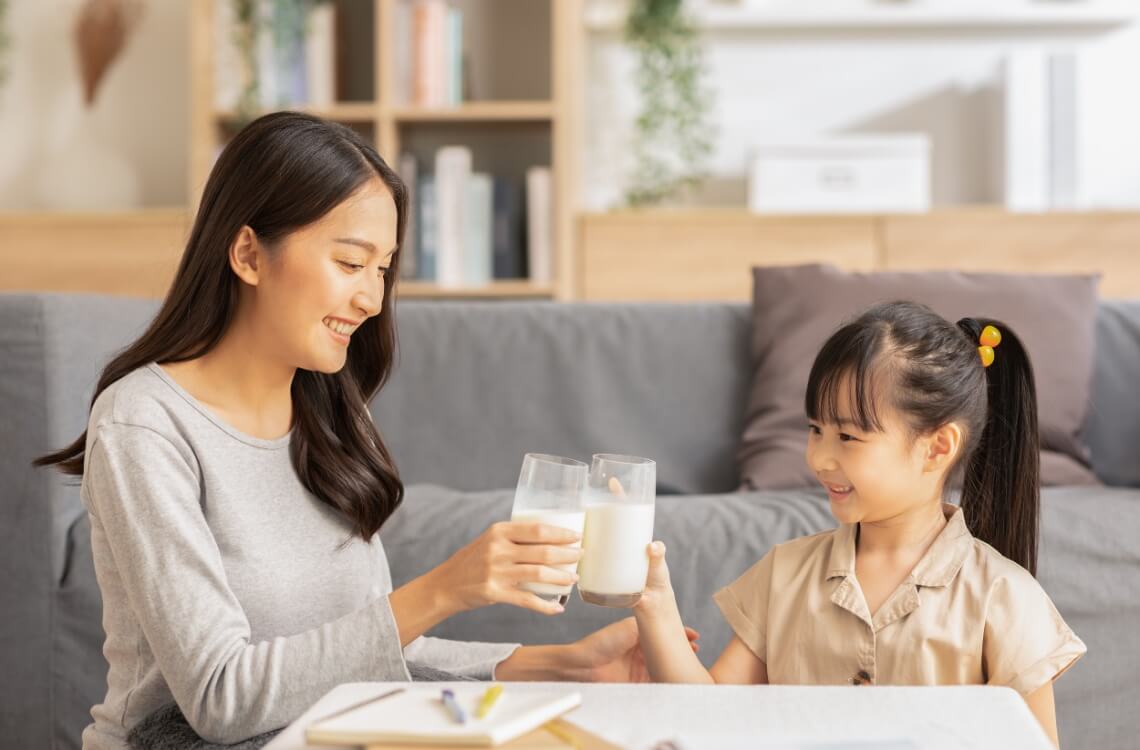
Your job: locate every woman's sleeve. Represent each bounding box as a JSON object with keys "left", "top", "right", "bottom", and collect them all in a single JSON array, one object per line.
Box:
[
  {"left": 85, "top": 423, "right": 411, "bottom": 744},
  {"left": 712, "top": 549, "right": 775, "bottom": 663},
  {"left": 982, "top": 571, "right": 1087, "bottom": 696},
  {"left": 403, "top": 636, "right": 520, "bottom": 680}
]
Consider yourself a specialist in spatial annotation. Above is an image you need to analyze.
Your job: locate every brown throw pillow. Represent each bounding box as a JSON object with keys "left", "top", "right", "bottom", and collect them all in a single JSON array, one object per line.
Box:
[{"left": 739, "top": 264, "right": 1101, "bottom": 490}]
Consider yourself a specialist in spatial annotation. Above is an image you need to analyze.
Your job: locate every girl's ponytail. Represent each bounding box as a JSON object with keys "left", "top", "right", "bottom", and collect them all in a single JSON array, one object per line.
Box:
[{"left": 955, "top": 317, "right": 1041, "bottom": 576}]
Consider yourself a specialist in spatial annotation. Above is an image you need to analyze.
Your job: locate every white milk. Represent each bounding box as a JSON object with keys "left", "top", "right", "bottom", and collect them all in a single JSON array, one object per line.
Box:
[
  {"left": 577, "top": 501, "right": 656, "bottom": 606},
  {"left": 510, "top": 508, "right": 586, "bottom": 598}
]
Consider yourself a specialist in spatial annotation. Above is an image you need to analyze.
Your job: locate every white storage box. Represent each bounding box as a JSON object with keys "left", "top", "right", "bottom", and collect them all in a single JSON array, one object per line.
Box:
[{"left": 748, "top": 136, "right": 931, "bottom": 214}]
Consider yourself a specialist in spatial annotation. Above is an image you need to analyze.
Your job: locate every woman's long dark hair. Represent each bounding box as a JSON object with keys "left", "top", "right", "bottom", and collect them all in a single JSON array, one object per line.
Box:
[
  {"left": 36, "top": 111, "right": 406, "bottom": 540},
  {"left": 805, "top": 301, "right": 1041, "bottom": 575}
]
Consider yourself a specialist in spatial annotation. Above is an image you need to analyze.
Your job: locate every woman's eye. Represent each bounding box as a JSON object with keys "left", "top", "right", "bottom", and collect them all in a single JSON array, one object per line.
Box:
[{"left": 338, "top": 261, "right": 365, "bottom": 272}]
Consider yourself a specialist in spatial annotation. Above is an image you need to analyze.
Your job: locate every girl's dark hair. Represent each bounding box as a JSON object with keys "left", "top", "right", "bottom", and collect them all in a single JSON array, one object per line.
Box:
[
  {"left": 36, "top": 111, "right": 406, "bottom": 540},
  {"left": 805, "top": 301, "right": 1041, "bottom": 575}
]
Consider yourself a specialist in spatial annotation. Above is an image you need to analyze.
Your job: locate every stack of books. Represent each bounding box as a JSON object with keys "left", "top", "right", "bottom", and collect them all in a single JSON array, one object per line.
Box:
[
  {"left": 394, "top": 0, "right": 466, "bottom": 107},
  {"left": 399, "top": 148, "right": 552, "bottom": 287}
]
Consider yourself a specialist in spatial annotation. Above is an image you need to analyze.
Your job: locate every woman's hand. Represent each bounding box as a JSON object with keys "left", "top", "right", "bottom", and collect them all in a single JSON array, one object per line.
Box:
[
  {"left": 563, "top": 617, "right": 700, "bottom": 682},
  {"left": 433, "top": 521, "right": 582, "bottom": 616},
  {"left": 495, "top": 617, "right": 700, "bottom": 682}
]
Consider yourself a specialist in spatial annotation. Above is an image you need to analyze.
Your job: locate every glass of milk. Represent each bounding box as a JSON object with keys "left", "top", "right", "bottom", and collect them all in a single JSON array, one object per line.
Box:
[
  {"left": 509, "top": 453, "right": 588, "bottom": 606},
  {"left": 577, "top": 453, "right": 656, "bottom": 608}
]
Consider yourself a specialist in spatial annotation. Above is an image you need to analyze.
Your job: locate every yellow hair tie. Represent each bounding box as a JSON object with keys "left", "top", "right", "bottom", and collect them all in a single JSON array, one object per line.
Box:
[{"left": 977, "top": 325, "right": 1002, "bottom": 367}]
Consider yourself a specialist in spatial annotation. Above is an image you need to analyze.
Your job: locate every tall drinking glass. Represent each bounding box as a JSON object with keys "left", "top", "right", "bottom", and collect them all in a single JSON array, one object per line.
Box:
[
  {"left": 577, "top": 454, "right": 656, "bottom": 607},
  {"left": 509, "top": 453, "right": 588, "bottom": 606}
]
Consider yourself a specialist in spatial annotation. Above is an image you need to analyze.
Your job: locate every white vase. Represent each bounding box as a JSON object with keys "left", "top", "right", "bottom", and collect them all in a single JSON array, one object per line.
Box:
[{"left": 35, "top": 98, "right": 141, "bottom": 211}]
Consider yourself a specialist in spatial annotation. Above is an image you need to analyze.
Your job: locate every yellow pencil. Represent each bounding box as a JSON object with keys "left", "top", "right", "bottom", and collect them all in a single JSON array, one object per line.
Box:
[
  {"left": 475, "top": 684, "right": 503, "bottom": 719},
  {"left": 543, "top": 720, "right": 583, "bottom": 749}
]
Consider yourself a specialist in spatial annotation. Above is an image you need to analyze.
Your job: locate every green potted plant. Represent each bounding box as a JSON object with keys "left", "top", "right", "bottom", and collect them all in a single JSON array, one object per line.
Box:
[
  {"left": 623, "top": 0, "right": 715, "bottom": 207},
  {"left": 230, "top": 0, "right": 328, "bottom": 125}
]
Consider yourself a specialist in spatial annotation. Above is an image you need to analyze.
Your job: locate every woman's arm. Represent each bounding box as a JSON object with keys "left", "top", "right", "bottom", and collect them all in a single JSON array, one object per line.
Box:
[
  {"left": 85, "top": 424, "right": 411, "bottom": 744},
  {"left": 388, "top": 521, "right": 583, "bottom": 647}
]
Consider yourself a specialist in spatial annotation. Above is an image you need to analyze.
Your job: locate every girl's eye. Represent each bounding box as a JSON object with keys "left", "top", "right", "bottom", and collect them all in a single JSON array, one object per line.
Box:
[
  {"left": 839, "top": 433, "right": 858, "bottom": 442},
  {"left": 338, "top": 261, "right": 365, "bottom": 272},
  {"left": 807, "top": 424, "right": 821, "bottom": 435}
]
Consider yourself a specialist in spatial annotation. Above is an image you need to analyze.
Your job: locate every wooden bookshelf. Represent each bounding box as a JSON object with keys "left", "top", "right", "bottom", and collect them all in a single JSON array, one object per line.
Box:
[{"left": 188, "top": 0, "right": 581, "bottom": 301}]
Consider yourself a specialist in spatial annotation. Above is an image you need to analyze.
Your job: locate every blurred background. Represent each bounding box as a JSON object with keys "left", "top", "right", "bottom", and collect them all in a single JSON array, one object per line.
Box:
[{"left": 1, "top": 0, "right": 1138, "bottom": 301}]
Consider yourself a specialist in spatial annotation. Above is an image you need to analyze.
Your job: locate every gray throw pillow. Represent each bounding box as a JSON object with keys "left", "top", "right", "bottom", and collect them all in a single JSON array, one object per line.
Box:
[{"left": 739, "top": 264, "right": 1101, "bottom": 490}]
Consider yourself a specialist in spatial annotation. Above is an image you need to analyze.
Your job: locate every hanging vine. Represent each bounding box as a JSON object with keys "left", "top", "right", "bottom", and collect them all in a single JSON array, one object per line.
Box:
[{"left": 624, "top": 0, "right": 715, "bottom": 207}]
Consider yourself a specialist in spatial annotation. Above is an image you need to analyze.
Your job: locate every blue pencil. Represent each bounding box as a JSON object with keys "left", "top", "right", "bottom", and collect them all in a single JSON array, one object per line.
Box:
[{"left": 440, "top": 689, "right": 467, "bottom": 724}]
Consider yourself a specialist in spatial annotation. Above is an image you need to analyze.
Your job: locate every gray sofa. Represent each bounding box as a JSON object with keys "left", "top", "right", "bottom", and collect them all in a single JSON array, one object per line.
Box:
[{"left": 2, "top": 293, "right": 1138, "bottom": 750}]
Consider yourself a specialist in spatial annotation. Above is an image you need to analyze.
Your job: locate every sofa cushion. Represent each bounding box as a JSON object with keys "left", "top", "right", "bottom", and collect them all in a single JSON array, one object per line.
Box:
[
  {"left": 739, "top": 264, "right": 1101, "bottom": 490},
  {"left": 374, "top": 302, "right": 753, "bottom": 494},
  {"left": 1087, "top": 300, "right": 1140, "bottom": 487}
]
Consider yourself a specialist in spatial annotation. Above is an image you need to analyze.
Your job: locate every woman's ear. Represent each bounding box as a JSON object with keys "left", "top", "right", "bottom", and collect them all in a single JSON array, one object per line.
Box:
[
  {"left": 923, "top": 422, "right": 964, "bottom": 474},
  {"left": 229, "top": 226, "right": 263, "bottom": 286}
]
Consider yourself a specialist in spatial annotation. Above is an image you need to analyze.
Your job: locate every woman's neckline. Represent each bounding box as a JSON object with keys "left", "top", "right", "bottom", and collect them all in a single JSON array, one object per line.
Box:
[{"left": 147, "top": 362, "right": 293, "bottom": 450}]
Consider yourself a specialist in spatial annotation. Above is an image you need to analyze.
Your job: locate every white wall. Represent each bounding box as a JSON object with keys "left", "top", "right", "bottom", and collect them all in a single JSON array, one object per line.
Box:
[
  {"left": 0, "top": 0, "right": 188, "bottom": 210},
  {"left": 1, "top": 0, "right": 1137, "bottom": 213},
  {"left": 583, "top": 1, "right": 1140, "bottom": 210}
]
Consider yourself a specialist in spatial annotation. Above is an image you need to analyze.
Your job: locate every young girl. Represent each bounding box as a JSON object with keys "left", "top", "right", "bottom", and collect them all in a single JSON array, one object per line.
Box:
[{"left": 633, "top": 301, "right": 1086, "bottom": 747}]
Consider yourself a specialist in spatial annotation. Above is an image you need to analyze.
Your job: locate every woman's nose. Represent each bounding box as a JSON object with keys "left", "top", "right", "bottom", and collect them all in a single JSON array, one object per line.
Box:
[{"left": 354, "top": 277, "right": 383, "bottom": 317}]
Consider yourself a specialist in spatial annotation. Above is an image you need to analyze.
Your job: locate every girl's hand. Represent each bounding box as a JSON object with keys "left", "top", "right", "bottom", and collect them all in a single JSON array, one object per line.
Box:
[
  {"left": 634, "top": 540, "right": 675, "bottom": 614},
  {"left": 564, "top": 617, "right": 700, "bottom": 682},
  {"left": 433, "top": 521, "right": 581, "bottom": 616}
]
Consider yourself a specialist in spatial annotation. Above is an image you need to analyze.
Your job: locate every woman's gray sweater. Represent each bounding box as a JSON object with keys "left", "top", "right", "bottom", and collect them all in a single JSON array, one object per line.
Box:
[{"left": 79, "top": 364, "right": 518, "bottom": 749}]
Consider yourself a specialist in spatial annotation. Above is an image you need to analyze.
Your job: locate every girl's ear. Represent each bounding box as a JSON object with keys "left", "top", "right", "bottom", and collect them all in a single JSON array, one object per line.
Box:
[
  {"left": 922, "top": 421, "right": 964, "bottom": 474},
  {"left": 229, "top": 226, "right": 263, "bottom": 286}
]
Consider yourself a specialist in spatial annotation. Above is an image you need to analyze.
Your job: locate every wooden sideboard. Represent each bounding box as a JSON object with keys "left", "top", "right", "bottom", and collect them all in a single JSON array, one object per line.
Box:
[
  {"left": 578, "top": 208, "right": 1140, "bottom": 300},
  {"left": 0, "top": 210, "right": 190, "bottom": 299},
  {"left": 4, "top": 207, "right": 1138, "bottom": 300}
]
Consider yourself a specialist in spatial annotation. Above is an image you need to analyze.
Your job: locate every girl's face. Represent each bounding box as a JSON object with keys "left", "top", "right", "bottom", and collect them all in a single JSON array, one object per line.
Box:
[
  {"left": 805, "top": 379, "right": 949, "bottom": 525},
  {"left": 244, "top": 178, "right": 398, "bottom": 375}
]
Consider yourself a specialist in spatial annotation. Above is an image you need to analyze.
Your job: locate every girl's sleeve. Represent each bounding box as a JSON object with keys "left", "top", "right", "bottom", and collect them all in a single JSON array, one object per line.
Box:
[
  {"left": 84, "top": 423, "right": 411, "bottom": 744},
  {"left": 712, "top": 549, "right": 775, "bottom": 663},
  {"left": 982, "top": 571, "right": 1087, "bottom": 696}
]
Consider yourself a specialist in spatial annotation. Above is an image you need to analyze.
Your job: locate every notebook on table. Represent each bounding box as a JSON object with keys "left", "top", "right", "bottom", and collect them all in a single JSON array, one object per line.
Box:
[{"left": 304, "top": 685, "right": 597, "bottom": 748}]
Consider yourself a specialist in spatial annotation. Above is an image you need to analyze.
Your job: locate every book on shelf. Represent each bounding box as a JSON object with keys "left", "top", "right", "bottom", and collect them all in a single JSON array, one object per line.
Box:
[
  {"left": 464, "top": 173, "right": 494, "bottom": 287},
  {"left": 409, "top": 0, "right": 464, "bottom": 107},
  {"left": 417, "top": 173, "right": 438, "bottom": 281},
  {"left": 526, "top": 166, "right": 553, "bottom": 284},
  {"left": 434, "top": 145, "right": 472, "bottom": 288},
  {"left": 214, "top": 0, "right": 337, "bottom": 112},
  {"left": 397, "top": 152, "right": 418, "bottom": 279},
  {"left": 493, "top": 176, "right": 526, "bottom": 279}
]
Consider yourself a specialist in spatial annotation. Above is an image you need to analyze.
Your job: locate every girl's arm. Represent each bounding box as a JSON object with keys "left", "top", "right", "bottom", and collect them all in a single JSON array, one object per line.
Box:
[
  {"left": 634, "top": 542, "right": 768, "bottom": 684},
  {"left": 1024, "top": 682, "right": 1059, "bottom": 748}
]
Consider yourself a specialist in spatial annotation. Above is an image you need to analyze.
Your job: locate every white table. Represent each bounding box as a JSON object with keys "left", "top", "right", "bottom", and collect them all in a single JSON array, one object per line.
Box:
[{"left": 265, "top": 681, "right": 1053, "bottom": 750}]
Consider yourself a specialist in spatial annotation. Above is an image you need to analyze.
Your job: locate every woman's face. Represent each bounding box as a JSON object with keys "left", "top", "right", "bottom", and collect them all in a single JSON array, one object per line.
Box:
[{"left": 249, "top": 178, "right": 398, "bottom": 375}]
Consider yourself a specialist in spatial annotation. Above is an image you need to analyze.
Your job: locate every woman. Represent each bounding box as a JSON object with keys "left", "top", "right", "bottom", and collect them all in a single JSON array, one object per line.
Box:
[{"left": 38, "top": 112, "right": 685, "bottom": 749}]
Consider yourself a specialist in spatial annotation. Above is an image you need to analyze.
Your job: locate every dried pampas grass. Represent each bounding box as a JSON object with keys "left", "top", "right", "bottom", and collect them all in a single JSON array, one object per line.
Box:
[{"left": 75, "top": 0, "right": 145, "bottom": 106}]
